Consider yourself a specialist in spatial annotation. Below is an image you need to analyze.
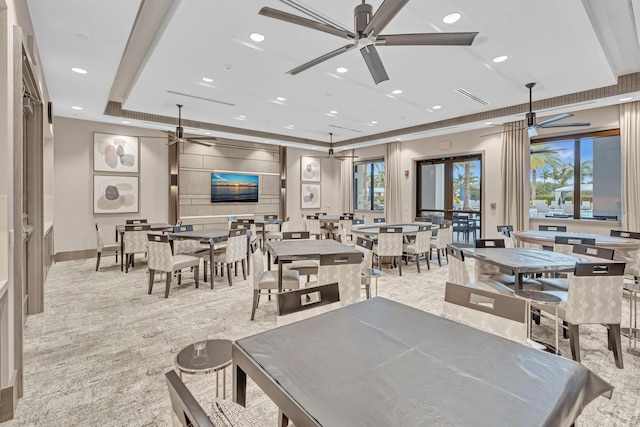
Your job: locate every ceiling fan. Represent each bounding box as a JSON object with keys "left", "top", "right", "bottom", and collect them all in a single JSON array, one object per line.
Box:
[
  {"left": 522, "top": 83, "right": 591, "bottom": 138},
  {"left": 138, "top": 104, "right": 218, "bottom": 147},
  {"left": 323, "top": 133, "right": 359, "bottom": 160},
  {"left": 481, "top": 83, "right": 591, "bottom": 138},
  {"left": 259, "top": 0, "right": 478, "bottom": 84}
]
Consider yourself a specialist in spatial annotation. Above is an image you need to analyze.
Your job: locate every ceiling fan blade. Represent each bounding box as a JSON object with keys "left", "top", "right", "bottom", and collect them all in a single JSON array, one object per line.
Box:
[
  {"left": 287, "top": 44, "right": 355, "bottom": 75},
  {"left": 184, "top": 136, "right": 218, "bottom": 141},
  {"left": 136, "top": 135, "right": 172, "bottom": 139},
  {"left": 335, "top": 155, "right": 359, "bottom": 159},
  {"left": 363, "top": 0, "right": 410, "bottom": 37},
  {"left": 535, "top": 113, "right": 573, "bottom": 127},
  {"left": 259, "top": 7, "right": 354, "bottom": 40},
  {"left": 527, "top": 127, "right": 538, "bottom": 138},
  {"left": 377, "top": 32, "right": 478, "bottom": 46},
  {"left": 539, "top": 122, "right": 591, "bottom": 128},
  {"left": 360, "top": 45, "right": 389, "bottom": 84},
  {"left": 191, "top": 140, "right": 216, "bottom": 147}
]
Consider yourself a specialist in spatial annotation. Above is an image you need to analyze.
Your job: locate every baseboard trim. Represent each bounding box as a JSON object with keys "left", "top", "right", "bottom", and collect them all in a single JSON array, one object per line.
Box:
[
  {"left": 0, "top": 370, "right": 18, "bottom": 422},
  {"left": 54, "top": 249, "right": 96, "bottom": 262}
]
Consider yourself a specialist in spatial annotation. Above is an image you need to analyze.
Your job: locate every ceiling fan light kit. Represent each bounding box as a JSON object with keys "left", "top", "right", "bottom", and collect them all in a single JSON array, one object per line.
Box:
[{"left": 259, "top": 0, "right": 478, "bottom": 84}]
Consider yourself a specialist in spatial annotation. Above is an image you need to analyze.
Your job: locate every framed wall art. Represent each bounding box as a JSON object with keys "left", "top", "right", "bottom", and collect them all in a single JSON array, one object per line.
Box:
[
  {"left": 301, "top": 183, "right": 321, "bottom": 209},
  {"left": 300, "top": 156, "right": 321, "bottom": 182},
  {"left": 93, "top": 175, "right": 139, "bottom": 214},
  {"left": 93, "top": 132, "right": 139, "bottom": 173}
]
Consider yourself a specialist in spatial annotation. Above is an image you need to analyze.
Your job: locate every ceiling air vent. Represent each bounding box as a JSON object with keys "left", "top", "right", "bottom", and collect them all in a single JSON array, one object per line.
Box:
[
  {"left": 166, "top": 90, "right": 235, "bottom": 107},
  {"left": 455, "top": 88, "right": 489, "bottom": 106},
  {"left": 329, "top": 124, "right": 362, "bottom": 133}
]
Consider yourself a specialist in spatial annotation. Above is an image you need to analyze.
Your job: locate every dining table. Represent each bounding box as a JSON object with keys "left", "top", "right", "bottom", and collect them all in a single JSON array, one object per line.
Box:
[
  {"left": 115, "top": 222, "right": 173, "bottom": 271},
  {"left": 512, "top": 230, "right": 640, "bottom": 250},
  {"left": 167, "top": 228, "right": 232, "bottom": 288},
  {"left": 233, "top": 297, "right": 613, "bottom": 427},
  {"left": 460, "top": 246, "right": 588, "bottom": 290}
]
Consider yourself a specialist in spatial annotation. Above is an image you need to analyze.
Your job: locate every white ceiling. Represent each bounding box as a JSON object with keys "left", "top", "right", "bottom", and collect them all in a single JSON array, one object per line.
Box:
[{"left": 26, "top": 0, "right": 640, "bottom": 150}]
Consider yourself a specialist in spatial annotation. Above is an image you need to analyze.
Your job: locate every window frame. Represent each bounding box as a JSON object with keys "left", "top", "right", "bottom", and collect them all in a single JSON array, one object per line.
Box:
[
  {"left": 530, "top": 128, "right": 621, "bottom": 221},
  {"left": 353, "top": 159, "right": 385, "bottom": 211}
]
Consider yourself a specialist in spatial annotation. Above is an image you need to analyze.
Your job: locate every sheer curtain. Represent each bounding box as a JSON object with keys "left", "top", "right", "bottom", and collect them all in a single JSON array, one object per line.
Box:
[
  {"left": 620, "top": 102, "right": 640, "bottom": 231},
  {"left": 340, "top": 150, "right": 354, "bottom": 214},
  {"left": 385, "top": 142, "right": 402, "bottom": 223},
  {"left": 500, "top": 121, "right": 529, "bottom": 231}
]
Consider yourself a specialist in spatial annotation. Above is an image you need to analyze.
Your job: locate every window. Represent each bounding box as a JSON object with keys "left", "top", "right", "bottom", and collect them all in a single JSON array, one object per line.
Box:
[
  {"left": 353, "top": 160, "right": 384, "bottom": 211},
  {"left": 529, "top": 130, "right": 621, "bottom": 221}
]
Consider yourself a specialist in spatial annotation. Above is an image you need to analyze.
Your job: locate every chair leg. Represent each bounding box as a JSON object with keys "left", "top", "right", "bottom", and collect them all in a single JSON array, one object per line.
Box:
[
  {"left": 178, "top": 271, "right": 182, "bottom": 285},
  {"left": 251, "top": 290, "right": 260, "bottom": 321},
  {"left": 365, "top": 280, "right": 370, "bottom": 299},
  {"left": 96, "top": 252, "right": 101, "bottom": 271},
  {"left": 203, "top": 261, "right": 208, "bottom": 282},
  {"left": 194, "top": 266, "right": 200, "bottom": 289},
  {"left": 568, "top": 323, "right": 581, "bottom": 362},
  {"left": 424, "top": 252, "right": 430, "bottom": 270},
  {"left": 235, "top": 261, "right": 238, "bottom": 276},
  {"left": 398, "top": 256, "right": 402, "bottom": 276},
  {"left": 437, "top": 250, "right": 442, "bottom": 267},
  {"left": 608, "top": 324, "right": 624, "bottom": 369},
  {"left": 125, "top": 254, "right": 129, "bottom": 273},
  {"left": 148, "top": 270, "right": 155, "bottom": 294},
  {"left": 415, "top": 253, "right": 421, "bottom": 273},
  {"left": 227, "top": 263, "right": 233, "bottom": 286},
  {"left": 164, "top": 272, "right": 172, "bottom": 298},
  {"left": 242, "top": 259, "right": 247, "bottom": 280}
]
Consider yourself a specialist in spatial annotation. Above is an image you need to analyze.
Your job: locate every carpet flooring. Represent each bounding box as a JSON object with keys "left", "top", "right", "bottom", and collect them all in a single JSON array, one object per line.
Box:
[{"left": 4, "top": 254, "right": 640, "bottom": 426}]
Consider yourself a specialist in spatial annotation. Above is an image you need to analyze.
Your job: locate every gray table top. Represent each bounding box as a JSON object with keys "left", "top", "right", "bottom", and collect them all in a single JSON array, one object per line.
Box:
[
  {"left": 513, "top": 230, "right": 640, "bottom": 248},
  {"left": 266, "top": 239, "right": 360, "bottom": 261},
  {"left": 115, "top": 223, "right": 173, "bottom": 234},
  {"left": 175, "top": 339, "right": 232, "bottom": 373},
  {"left": 168, "top": 228, "right": 230, "bottom": 243},
  {"left": 461, "top": 247, "right": 587, "bottom": 274},
  {"left": 234, "top": 297, "right": 612, "bottom": 427},
  {"left": 352, "top": 223, "right": 435, "bottom": 236}
]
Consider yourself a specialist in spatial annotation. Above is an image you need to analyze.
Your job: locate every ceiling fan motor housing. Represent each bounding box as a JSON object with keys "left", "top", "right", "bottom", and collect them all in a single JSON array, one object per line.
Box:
[
  {"left": 526, "top": 112, "right": 536, "bottom": 127},
  {"left": 354, "top": 3, "right": 373, "bottom": 36},
  {"left": 176, "top": 126, "right": 184, "bottom": 139}
]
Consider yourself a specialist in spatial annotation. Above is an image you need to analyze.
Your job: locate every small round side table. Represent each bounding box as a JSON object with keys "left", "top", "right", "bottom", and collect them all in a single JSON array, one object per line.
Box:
[
  {"left": 175, "top": 339, "right": 233, "bottom": 398},
  {"left": 515, "top": 290, "right": 562, "bottom": 354}
]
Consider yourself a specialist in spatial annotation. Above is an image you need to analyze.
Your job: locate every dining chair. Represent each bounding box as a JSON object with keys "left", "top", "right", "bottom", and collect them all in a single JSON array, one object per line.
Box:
[
  {"left": 314, "top": 252, "right": 362, "bottom": 304},
  {"left": 266, "top": 218, "right": 289, "bottom": 241},
  {"left": 430, "top": 223, "right": 453, "bottom": 266},
  {"left": 354, "top": 237, "right": 382, "bottom": 299},
  {"left": 147, "top": 234, "right": 200, "bottom": 298},
  {"left": 496, "top": 225, "right": 515, "bottom": 247},
  {"left": 227, "top": 216, "right": 238, "bottom": 229},
  {"left": 414, "top": 217, "right": 432, "bottom": 224},
  {"left": 250, "top": 243, "right": 300, "bottom": 321},
  {"left": 276, "top": 282, "right": 341, "bottom": 327},
  {"left": 339, "top": 215, "right": 354, "bottom": 241},
  {"left": 535, "top": 262, "right": 626, "bottom": 368},
  {"left": 282, "top": 231, "right": 317, "bottom": 281},
  {"left": 537, "top": 244, "right": 615, "bottom": 292},
  {"left": 442, "top": 282, "right": 531, "bottom": 346},
  {"left": 552, "top": 235, "right": 596, "bottom": 255},
  {"left": 172, "top": 225, "right": 211, "bottom": 281},
  {"left": 95, "top": 223, "right": 120, "bottom": 271},
  {"left": 305, "top": 215, "right": 322, "bottom": 239},
  {"left": 123, "top": 224, "right": 151, "bottom": 273},
  {"left": 446, "top": 245, "right": 513, "bottom": 296},
  {"left": 375, "top": 226, "right": 404, "bottom": 275},
  {"left": 610, "top": 230, "right": 640, "bottom": 281},
  {"left": 539, "top": 225, "right": 567, "bottom": 232},
  {"left": 237, "top": 218, "right": 261, "bottom": 248},
  {"left": 403, "top": 225, "right": 431, "bottom": 272},
  {"left": 126, "top": 219, "right": 148, "bottom": 224},
  {"left": 474, "top": 238, "right": 506, "bottom": 248},
  {"left": 213, "top": 229, "right": 248, "bottom": 286},
  {"left": 373, "top": 217, "right": 386, "bottom": 224},
  {"left": 471, "top": 239, "right": 543, "bottom": 291},
  {"left": 352, "top": 218, "right": 364, "bottom": 226}
]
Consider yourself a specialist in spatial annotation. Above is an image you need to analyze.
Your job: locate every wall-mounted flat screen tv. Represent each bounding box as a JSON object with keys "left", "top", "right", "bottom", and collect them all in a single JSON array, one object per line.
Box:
[{"left": 211, "top": 173, "right": 259, "bottom": 203}]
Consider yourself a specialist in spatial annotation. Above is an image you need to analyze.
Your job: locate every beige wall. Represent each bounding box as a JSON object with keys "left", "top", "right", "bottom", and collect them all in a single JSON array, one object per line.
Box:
[
  {"left": 178, "top": 139, "right": 280, "bottom": 229},
  {"left": 53, "top": 117, "right": 168, "bottom": 253}
]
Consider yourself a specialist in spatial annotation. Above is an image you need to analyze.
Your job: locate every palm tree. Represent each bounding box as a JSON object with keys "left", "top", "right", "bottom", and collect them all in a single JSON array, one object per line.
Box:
[
  {"left": 453, "top": 161, "right": 477, "bottom": 210},
  {"left": 530, "top": 146, "right": 561, "bottom": 201},
  {"left": 580, "top": 160, "right": 593, "bottom": 183}
]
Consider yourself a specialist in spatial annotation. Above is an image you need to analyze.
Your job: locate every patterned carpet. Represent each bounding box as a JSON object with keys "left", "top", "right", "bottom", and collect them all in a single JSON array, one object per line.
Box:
[{"left": 5, "top": 254, "right": 640, "bottom": 426}]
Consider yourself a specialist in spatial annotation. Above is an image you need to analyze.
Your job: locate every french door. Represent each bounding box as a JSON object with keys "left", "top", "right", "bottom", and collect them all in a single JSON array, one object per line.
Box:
[{"left": 416, "top": 154, "right": 483, "bottom": 244}]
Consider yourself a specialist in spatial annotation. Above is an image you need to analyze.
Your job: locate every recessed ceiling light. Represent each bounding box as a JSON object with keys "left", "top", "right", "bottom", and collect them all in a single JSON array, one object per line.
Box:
[
  {"left": 121, "top": 120, "right": 130, "bottom": 124},
  {"left": 443, "top": 13, "right": 461, "bottom": 24},
  {"left": 71, "top": 106, "right": 83, "bottom": 110},
  {"left": 492, "top": 55, "right": 509, "bottom": 63},
  {"left": 432, "top": 105, "right": 442, "bottom": 110},
  {"left": 392, "top": 89, "right": 403, "bottom": 95},
  {"left": 330, "top": 110, "right": 338, "bottom": 114},
  {"left": 277, "top": 96, "right": 286, "bottom": 101},
  {"left": 264, "top": 140, "right": 270, "bottom": 143},
  {"left": 75, "top": 33, "right": 88, "bottom": 40},
  {"left": 336, "top": 67, "right": 348, "bottom": 73},
  {"left": 202, "top": 77, "right": 214, "bottom": 82},
  {"left": 395, "top": 137, "right": 402, "bottom": 141},
  {"left": 484, "top": 122, "right": 493, "bottom": 125},
  {"left": 371, "top": 121, "right": 378, "bottom": 124},
  {"left": 204, "top": 132, "right": 211, "bottom": 135},
  {"left": 71, "top": 67, "right": 88, "bottom": 74},
  {"left": 250, "top": 33, "right": 265, "bottom": 42},
  {"left": 619, "top": 97, "right": 633, "bottom": 102}
]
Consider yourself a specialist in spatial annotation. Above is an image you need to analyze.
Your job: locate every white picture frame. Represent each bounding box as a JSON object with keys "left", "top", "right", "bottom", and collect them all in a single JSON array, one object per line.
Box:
[
  {"left": 93, "top": 132, "right": 139, "bottom": 173},
  {"left": 301, "top": 183, "right": 321, "bottom": 209},
  {"left": 93, "top": 175, "right": 139, "bottom": 214},
  {"left": 300, "top": 156, "right": 321, "bottom": 182}
]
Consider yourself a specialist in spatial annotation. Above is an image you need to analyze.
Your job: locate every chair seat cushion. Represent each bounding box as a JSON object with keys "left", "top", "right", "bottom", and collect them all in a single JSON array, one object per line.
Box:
[
  {"left": 258, "top": 270, "right": 300, "bottom": 290},
  {"left": 172, "top": 255, "right": 201, "bottom": 270},
  {"left": 101, "top": 243, "right": 120, "bottom": 252},
  {"left": 266, "top": 231, "right": 283, "bottom": 240}
]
